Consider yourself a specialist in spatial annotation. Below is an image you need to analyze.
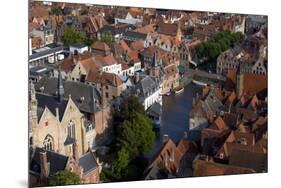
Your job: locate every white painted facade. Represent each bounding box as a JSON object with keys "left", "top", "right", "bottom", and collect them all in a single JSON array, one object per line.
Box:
[
  {"left": 102, "top": 63, "right": 122, "bottom": 75},
  {"left": 143, "top": 87, "right": 162, "bottom": 110}
]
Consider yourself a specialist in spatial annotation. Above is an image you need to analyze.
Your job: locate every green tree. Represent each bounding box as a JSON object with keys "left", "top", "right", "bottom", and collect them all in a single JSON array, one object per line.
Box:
[
  {"left": 100, "top": 31, "right": 115, "bottom": 43},
  {"left": 112, "top": 147, "right": 130, "bottom": 174},
  {"left": 62, "top": 27, "right": 86, "bottom": 46},
  {"left": 109, "top": 96, "right": 155, "bottom": 179},
  {"left": 48, "top": 170, "right": 80, "bottom": 186},
  {"left": 115, "top": 112, "right": 154, "bottom": 159}
]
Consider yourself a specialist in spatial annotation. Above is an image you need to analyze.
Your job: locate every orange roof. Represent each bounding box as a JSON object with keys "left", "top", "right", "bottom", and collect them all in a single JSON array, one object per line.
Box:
[
  {"left": 30, "top": 5, "right": 49, "bottom": 20},
  {"left": 237, "top": 123, "right": 250, "bottom": 133},
  {"left": 242, "top": 73, "right": 267, "bottom": 96},
  {"left": 117, "top": 40, "right": 131, "bottom": 54},
  {"left": 134, "top": 24, "right": 155, "bottom": 34},
  {"left": 193, "top": 160, "right": 255, "bottom": 177},
  {"left": 227, "top": 91, "right": 237, "bottom": 104},
  {"left": 148, "top": 139, "right": 183, "bottom": 174},
  {"left": 91, "top": 41, "right": 110, "bottom": 51},
  {"left": 252, "top": 116, "right": 267, "bottom": 132},
  {"left": 95, "top": 54, "right": 118, "bottom": 66},
  {"left": 227, "top": 68, "right": 237, "bottom": 84},
  {"left": 87, "top": 71, "right": 123, "bottom": 87},
  {"left": 128, "top": 50, "right": 140, "bottom": 62},
  {"left": 130, "top": 41, "right": 144, "bottom": 51},
  {"left": 214, "top": 116, "right": 228, "bottom": 130}
]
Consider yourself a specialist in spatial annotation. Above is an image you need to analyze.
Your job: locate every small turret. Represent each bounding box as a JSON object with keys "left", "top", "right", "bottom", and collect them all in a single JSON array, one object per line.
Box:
[{"left": 57, "top": 70, "right": 64, "bottom": 103}]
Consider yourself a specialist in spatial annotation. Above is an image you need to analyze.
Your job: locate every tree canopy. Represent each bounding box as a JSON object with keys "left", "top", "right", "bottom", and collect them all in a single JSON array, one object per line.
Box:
[
  {"left": 48, "top": 170, "right": 80, "bottom": 186},
  {"left": 62, "top": 26, "right": 89, "bottom": 46},
  {"left": 195, "top": 31, "right": 244, "bottom": 62},
  {"left": 102, "top": 95, "right": 155, "bottom": 181}
]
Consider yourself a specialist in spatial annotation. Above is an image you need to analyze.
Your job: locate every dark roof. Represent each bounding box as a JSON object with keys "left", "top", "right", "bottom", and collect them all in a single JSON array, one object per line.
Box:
[
  {"left": 135, "top": 75, "right": 160, "bottom": 99},
  {"left": 30, "top": 147, "right": 69, "bottom": 176},
  {"left": 202, "top": 89, "right": 223, "bottom": 115},
  {"left": 35, "top": 77, "right": 101, "bottom": 114},
  {"left": 78, "top": 152, "right": 98, "bottom": 175},
  {"left": 98, "top": 25, "right": 127, "bottom": 35},
  {"left": 36, "top": 93, "right": 68, "bottom": 121},
  {"left": 122, "top": 31, "right": 147, "bottom": 41},
  {"left": 29, "top": 46, "right": 64, "bottom": 61},
  {"left": 147, "top": 102, "right": 161, "bottom": 117},
  {"left": 229, "top": 148, "right": 267, "bottom": 172}
]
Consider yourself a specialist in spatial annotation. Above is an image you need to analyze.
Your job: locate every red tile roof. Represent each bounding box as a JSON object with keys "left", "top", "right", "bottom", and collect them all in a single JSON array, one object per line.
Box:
[
  {"left": 193, "top": 160, "right": 255, "bottom": 177},
  {"left": 242, "top": 73, "right": 267, "bottom": 96}
]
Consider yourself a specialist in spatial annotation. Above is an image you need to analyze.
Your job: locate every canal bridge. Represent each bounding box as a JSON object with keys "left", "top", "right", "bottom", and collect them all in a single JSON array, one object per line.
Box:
[{"left": 180, "top": 68, "right": 226, "bottom": 87}]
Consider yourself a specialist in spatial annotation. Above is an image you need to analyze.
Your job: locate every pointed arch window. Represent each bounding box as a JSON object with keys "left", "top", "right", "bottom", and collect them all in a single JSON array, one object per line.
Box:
[
  {"left": 43, "top": 134, "right": 54, "bottom": 151},
  {"left": 68, "top": 120, "right": 76, "bottom": 139}
]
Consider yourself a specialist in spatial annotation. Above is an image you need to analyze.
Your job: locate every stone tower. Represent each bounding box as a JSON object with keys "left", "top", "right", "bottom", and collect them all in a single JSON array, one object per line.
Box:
[{"left": 149, "top": 52, "right": 160, "bottom": 78}]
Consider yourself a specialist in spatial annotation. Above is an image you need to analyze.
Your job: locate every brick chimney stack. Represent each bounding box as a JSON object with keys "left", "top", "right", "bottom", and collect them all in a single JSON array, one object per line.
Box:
[
  {"left": 72, "top": 141, "right": 79, "bottom": 161},
  {"left": 39, "top": 150, "right": 49, "bottom": 183}
]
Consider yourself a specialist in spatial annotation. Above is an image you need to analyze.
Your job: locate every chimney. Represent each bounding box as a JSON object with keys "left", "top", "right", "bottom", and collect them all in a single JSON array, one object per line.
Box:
[
  {"left": 72, "top": 141, "right": 79, "bottom": 161},
  {"left": 163, "top": 134, "right": 169, "bottom": 144},
  {"left": 39, "top": 150, "right": 49, "bottom": 182}
]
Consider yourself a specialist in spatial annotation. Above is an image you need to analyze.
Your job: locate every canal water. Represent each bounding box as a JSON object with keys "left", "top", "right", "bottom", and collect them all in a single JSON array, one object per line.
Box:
[{"left": 146, "top": 83, "right": 202, "bottom": 160}]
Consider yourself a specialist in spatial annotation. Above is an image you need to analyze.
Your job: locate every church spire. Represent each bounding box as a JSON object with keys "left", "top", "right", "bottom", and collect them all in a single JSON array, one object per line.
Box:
[{"left": 58, "top": 70, "right": 64, "bottom": 103}]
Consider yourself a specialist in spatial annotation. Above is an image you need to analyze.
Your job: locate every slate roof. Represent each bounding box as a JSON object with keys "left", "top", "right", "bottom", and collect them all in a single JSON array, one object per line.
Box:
[
  {"left": 36, "top": 93, "right": 68, "bottom": 121},
  {"left": 29, "top": 46, "right": 64, "bottom": 61},
  {"left": 122, "top": 31, "right": 147, "bottom": 41},
  {"left": 35, "top": 77, "right": 101, "bottom": 114},
  {"left": 147, "top": 102, "right": 161, "bottom": 117},
  {"left": 30, "top": 147, "right": 69, "bottom": 176},
  {"left": 135, "top": 75, "right": 160, "bottom": 99},
  {"left": 98, "top": 25, "right": 127, "bottom": 36},
  {"left": 78, "top": 151, "right": 98, "bottom": 175},
  {"left": 202, "top": 89, "right": 223, "bottom": 115}
]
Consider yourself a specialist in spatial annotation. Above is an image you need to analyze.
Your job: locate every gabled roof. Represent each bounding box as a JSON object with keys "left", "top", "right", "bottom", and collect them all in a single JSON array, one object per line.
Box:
[
  {"left": 88, "top": 71, "right": 123, "bottom": 87},
  {"left": 157, "top": 22, "right": 178, "bottom": 36},
  {"left": 135, "top": 75, "right": 160, "bottom": 99},
  {"left": 30, "top": 147, "right": 69, "bottom": 176},
  {"left": 36, "top": 93, "right": 68, "bottom": 121},
  {"left": 146, "top": 139, "right": 183, "bottom": 176},
  {"left": 95, "top": 54, "right": 118, "bottom": 66},
  {"left": 35, "top": 77, "right": 101, "bottom": 114},
  {"left": 123, "top": 31, "right": 147, "bottom": 41},
  {"left": 78, "top": 151, "right": 99, "bottom": 175},
  {"left": 214, "top": 116, "right": 228, "bottom": 130}
]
